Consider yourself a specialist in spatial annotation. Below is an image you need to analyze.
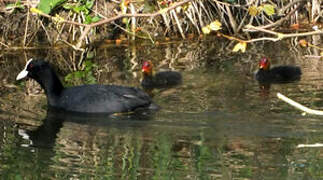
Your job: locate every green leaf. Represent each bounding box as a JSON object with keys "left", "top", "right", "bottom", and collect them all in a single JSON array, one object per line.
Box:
[
  {"left": 85, "top": 0, "right": 94, "bottom": 9},
  {"left": 91, "top": 16, "right": 101, "bottom": 23},
  {"left": 37, "top": 0, "right": 66, "bottom": 14},
  {"left": 62, "top": 3, "right": 74, "bottom": 10},
  {"left": 263, "top": 4, "right": 275, "bottom": 16}
]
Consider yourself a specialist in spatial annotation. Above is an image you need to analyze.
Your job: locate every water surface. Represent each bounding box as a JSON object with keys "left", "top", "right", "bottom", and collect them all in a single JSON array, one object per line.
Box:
[{"left": 0, "top": 39, "right": 322, "bottom": 179}]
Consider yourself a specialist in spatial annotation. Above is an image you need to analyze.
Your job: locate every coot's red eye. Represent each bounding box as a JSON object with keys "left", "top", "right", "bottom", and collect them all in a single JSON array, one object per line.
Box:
[{"left": 29, "top": 64, "right": 33, "bottom": 68}]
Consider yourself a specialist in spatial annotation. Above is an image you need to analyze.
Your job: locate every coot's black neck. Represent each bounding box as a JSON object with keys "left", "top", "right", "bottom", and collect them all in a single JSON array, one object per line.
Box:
[{"left": 36, "top": 67, "right": 64, "bottom": 101}]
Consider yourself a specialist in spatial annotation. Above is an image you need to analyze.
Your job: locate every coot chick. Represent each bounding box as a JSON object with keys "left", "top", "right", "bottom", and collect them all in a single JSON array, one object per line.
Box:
[
  {"left": 16, "top": 59, "right": 156, "bottom": 114},
  {"left": 255, "top": 57, "right": 301, "bottom": 83},
  {"left": 141, "top": 61, "right": 182, "bottom": 90}
]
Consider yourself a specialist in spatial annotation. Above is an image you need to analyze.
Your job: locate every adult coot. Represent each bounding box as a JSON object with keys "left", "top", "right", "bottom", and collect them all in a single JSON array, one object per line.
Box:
[
  {"left": 141, "top": 61, "right": 182, "bottom": 90},
  {"left": 16, "top": 59, "right": 156, "bottom": 114},
  {"left": 255, "top": 57, "right": 301, "bottom": 83}
]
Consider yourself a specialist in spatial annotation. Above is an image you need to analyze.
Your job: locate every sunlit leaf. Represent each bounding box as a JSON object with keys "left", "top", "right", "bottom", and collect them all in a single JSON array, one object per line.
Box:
[
  {"left": 209, "top": 20, "right": 222, "bottom": 31},
  {"left": 53, "top": 14, "right": 64, "bottom": 23},
  {"left": 232, "top": 42, "right": 247, "bottom": 53},
  {"left": 263, "top": 4, "right": 275, "bottom": 16},
  {"left": 122, "top": 17, "right": 128, "bottom": 24},
  {"left": 181, "top": 2, "right": 191, "bottom": 11},
  {"left": 277, "top": 33, "right": 284, "bottom": 39},
  {"left": 202, "top": 26, "right": 211, "bottom": 34},
  {"left": 85, "top": 0, "right": 94, "bottom": 9},
  {"left": 30, "top": 7, "right": 43, "bottom": 14},
  {"left": 320, "top": 51, "right": 323, "bottom": 56},
  {"left": 248, "top": 6, "right": 259, "bottom": 16},
  {"left": 37, "top": 0, "right": 66, "bottom": 14},
  {"left": 299, "top": 39, "right": 308, "bottom": 47},
  {"left": 91, "top": 16, "right": 101, "bottom": 23}
]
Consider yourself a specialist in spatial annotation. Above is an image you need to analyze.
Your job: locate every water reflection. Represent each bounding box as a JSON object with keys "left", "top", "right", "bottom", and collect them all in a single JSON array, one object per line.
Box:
[
  {"left": 21, "top": 108, "right": 154, "bottom": 148},
  {"left": 0, "top": 40, "right": 322, "bottom": 179}
]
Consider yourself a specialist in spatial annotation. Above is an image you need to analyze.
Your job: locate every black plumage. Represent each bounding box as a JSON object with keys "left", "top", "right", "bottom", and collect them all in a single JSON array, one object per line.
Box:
[
  {"left": 255, "top": 57, "right": 301, "bottom": 83},
  {"left": 16, "top": 59, "right": 155, "bottom": 114},
  {"left": 141, "top": 61, "right": 182, "bottom": 90}
]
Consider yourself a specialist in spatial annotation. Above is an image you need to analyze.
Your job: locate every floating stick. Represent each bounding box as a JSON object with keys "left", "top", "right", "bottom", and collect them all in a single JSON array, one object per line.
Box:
[{"left": 277, "top": 93, "right": 323, "bottom": 115}]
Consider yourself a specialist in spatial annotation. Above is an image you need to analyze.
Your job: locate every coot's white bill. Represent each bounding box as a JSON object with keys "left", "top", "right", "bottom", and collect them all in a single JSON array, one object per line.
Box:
[{"left": 16, "top": 59, "right": 33, "bottom": 80}]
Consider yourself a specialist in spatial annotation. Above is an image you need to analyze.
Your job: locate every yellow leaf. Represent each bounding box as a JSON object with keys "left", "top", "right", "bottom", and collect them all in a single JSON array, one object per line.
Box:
[
  {"left": 263, "top": 4, "right": 275, "bottom": 16},
  {"left": 248, "top": 6, "right": 259, "bottom": 16},
  {"left": 30, "top": 8, "right": 43, "bottom": 15},
  {"left": 53, "top": 14, "right": 64, "bottom": 23},
  {"left": 320, "top": 51, "right": 323, "bottom": 56},
  {"left": 277, "top": 33, "right": 284, "bottom": 39},
  {"left": 122, "top": 17, "right": 128, "bottom": 24},
  {"left": 299, "top": 39, "right": 308, "bottom": 47},
  {"left": 202, "top": 26, "right": 211, "bottom": 34},
  {"left": 182, "top": 2, "right": 191, "bottom": 11},
  {"left": 209, "top": 20, "right": 222, "bottom": 31},
  {"left": 232, "top": 42, "right": 247, "bottom": 53}
]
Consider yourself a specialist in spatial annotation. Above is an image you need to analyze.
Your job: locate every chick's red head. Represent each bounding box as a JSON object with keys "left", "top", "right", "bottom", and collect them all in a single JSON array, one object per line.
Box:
[
  {"left": 259, "top": 57, "right": 270, "bottom": 70},
  {"left": 142, "top": 61, "right": 153, "bottom": 75}
]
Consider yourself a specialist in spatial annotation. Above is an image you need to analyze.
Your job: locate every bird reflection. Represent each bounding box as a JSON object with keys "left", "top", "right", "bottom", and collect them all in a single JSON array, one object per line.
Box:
[
  {"left": 259, "top": 83, "right": 271, "bottom": 98},
  {"left": 19, "top": 108, "right": 154, "bottom": 149}
]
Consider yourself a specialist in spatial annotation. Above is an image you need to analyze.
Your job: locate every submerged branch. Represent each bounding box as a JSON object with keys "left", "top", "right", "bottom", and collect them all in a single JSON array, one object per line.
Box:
[
  {"left": 297, "top": 143, "right": 323, "bottom": 148},
  {"left": 277, "top": 93, "right": 323, "bottom": 115}
]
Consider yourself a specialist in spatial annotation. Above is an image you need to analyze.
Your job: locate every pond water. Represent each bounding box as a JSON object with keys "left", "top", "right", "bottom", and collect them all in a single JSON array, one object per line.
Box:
[{"left": 0, "top": 38, "right": 322, "bottom": 179}]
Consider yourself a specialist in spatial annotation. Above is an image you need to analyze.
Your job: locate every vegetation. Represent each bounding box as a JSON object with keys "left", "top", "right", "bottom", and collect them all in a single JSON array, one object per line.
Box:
[{"left": 0, "top": 0, "right": 321, "bottom": 53}]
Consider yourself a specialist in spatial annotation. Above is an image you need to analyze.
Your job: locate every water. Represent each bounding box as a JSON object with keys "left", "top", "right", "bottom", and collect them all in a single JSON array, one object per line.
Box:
[{"left": 0, "top": 39, "right": 323, "bottom": 179}]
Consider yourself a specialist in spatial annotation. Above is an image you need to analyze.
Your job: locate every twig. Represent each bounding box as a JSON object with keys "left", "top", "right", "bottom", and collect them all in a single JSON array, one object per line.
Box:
[
  {"left": 278, "top": 0, "right": 306, "bottom": 15},
  {"left": 297, "top": 143, "right": 323, "bottom": 148},
  {"left": 244, "top": 25, "right": 323, "bottom": 42},
  {"left": 277, "top": 92, "right": 323, "bottom": 115},
  {"left": 170, "top": 9, "right": 185, "bottom": 39},
  {"left": 129, "top": 2, "right": 136, "bottom": 40},
  {"left": 225, "top": 4, "right": 237, "bottom": 33},
  {"left": 23, "top": 1, "right": 30, "bottom": 47},
  {"left": 0, "top": 41, "right": 9, "bottom": 48},
  {"left": 252, "top": 1, "right": 305, "bottom": 30}
]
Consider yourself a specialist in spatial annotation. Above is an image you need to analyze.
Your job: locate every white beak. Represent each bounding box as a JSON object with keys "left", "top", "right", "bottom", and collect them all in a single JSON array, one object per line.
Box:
[{"left": 16, "top": 59, "right": 33, "bottom": 80}]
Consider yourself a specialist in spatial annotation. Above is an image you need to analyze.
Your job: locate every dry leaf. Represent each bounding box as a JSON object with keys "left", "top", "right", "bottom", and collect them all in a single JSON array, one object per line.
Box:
[
  {"left": 115, "top": 39, "right": 122, "bottom": 45},
  {"left": 299, "top": 39, "right": 308, "bottom": 47},
  {"left": 209, "top": 20, "right": 222, "bottom": 31},
  {"left": 290, "top": 24, "right": 300, "bottom": 30},
  {"left": 248, "top": 6, "right": 259, "bottom": 16},
  {"left": 202, "top": 26, "right": 211, "bottom": 34},
  {"left": 232, "top": 42, "right": 247, "bottom": 53}
]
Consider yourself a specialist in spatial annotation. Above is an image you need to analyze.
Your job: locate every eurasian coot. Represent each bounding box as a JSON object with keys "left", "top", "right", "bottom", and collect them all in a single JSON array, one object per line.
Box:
[
  {"left": 255, "top": 57, "right": 301, "bottom": 83},
  {"left": 141, "top": 61, "right": 182, "bottom": 90},
  {"left": 16, "top": 59, "right": 156, "bottom": 114}
]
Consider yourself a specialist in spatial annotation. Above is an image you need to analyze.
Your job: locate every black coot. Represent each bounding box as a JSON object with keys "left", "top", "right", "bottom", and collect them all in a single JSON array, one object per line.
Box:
[
  {"left": 16, "top": 59, "right": 156, "bottom": 114},
  {"left": 141, "top": 61, "right": 182, "bottom": 90},
  {"left": 255, "top": 57, "right": 301, "bottom": 83}
]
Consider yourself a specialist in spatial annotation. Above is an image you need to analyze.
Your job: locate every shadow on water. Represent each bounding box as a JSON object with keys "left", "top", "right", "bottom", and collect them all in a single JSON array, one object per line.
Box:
[
  {"left": 0, "top": 39, "right": 323, "bottom": 179},
  {"left": 20, "top": 108, "right": 154, "bottom": 149}
]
